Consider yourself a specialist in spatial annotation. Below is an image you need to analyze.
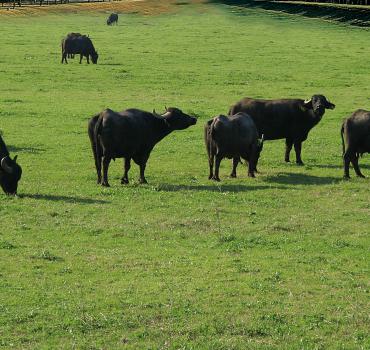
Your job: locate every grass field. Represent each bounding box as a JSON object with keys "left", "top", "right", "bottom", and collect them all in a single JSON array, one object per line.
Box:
[{"left": 0, "top": 1, "right": 369, "bottom": 349}]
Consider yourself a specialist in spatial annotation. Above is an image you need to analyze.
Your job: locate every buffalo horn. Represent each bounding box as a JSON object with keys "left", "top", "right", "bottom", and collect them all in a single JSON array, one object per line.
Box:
[
  {"left": 1, "top": 156, "right": 13, "bottom": 174},
  {"left": 261, "top": 134, "right": 264, "bottom": 142},
  {"left": 304, "top": 98, "right": 312, "bottom": 104}
]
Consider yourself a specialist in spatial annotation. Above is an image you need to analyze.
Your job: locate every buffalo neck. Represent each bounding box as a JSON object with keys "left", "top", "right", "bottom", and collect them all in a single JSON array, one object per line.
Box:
[
  {"left": 309, "top": 109, "right": 324, "bottom": 125},
  {"left": 151, "top": 118, "right": 173, "bottom": 144},
  {"left": 0, "top": 136, "right": 10, "bottom": 159}
]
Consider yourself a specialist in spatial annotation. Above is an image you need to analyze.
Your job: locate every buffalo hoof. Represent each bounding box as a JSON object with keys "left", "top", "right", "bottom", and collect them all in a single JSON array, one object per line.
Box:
[
  {"left": 248, "top": 173, "right": 255, "bottom": 178},
  {"left": 101, "top": 182, "right": 110, "bottom": 187},
  {"left": 121, "top": 178, "right": 129, "bottom": 184},
  {"left": 139, "top": 178, "right": 148, "bottom": 184},
  {"left": 285, "top": 159, "right": 290, "bottom": 163},
  {"left": 296, "top": 162, "right": 304, "bottom": 166},
  {"left": 211, "top": 176, "right": 220, "bottom": 182},
  {"left": 357, "top": 174, "right": 366, "bottom": 178},
  {"left": 230, "top": 173, "right": 237, "bottom": 178},
  {"left": 208, "top": 175, "right": 213, "bottom": 180},
  {"left": 343, "top": 175, "right": 350, "bottom": 180}
]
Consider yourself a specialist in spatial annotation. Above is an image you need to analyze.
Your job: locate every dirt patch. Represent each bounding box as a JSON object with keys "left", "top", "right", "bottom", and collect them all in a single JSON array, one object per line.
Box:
[{"left": 0, "top": 0, "right": 207, "bottom": 17}]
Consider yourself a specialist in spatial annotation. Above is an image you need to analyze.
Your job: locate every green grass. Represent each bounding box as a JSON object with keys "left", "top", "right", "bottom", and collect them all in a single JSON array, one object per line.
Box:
[{"left": 0, "top": 3, "right": 369, "bottom": 349}]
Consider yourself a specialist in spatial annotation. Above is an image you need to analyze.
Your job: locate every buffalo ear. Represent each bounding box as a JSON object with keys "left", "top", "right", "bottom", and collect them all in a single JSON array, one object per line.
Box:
[
  {"left": 326, "top": 101, "right": 335, "bottom": 110},
  {"left": 13, "top": 155, "right": 18, "bottom": 162}
]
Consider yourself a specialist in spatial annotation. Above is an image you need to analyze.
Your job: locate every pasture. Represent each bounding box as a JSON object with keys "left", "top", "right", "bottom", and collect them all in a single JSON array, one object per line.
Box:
[{"left": 0, "top": 1, "right": 369, "bottom": 349}]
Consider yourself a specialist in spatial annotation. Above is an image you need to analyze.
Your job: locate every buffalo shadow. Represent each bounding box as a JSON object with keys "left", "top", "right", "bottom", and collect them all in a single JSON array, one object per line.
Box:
[
  {"left": 20, "top": 193, "right": 109, "bottom": 204},
  {"left": 309, "top": 163, "right": 370, "bottom": 170},
  {"left": 8, "top": 145, "right": 45, "bottom": 154},
  {"left": 263, "top": 172, "right": 341, "bottom": 185},
  {"left": 153, "top": 183, "right": 288, "bottom": 192}
]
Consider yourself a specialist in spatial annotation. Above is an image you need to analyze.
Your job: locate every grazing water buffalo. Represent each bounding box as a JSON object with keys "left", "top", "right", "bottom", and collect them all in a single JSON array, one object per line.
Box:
[
  {"left": 88, "top": 107, "right": 197, "bottom": 186},
  {"left": 341, "top": 109, "right": 370, "bottom": 178},
  {"left": 107, "top": 13, "right": 118, "bottom": 25},
  {"left": 64, "top": 32, "right": 81, "bottom": 59},
  {"left": 205, "top": 112, "right": 263, "bottom": 181},
  {"left": 0, "top": 135, "right": 22, "bottom": 195},
  {"left": 61, "top": 33, "right": 98, "bottom": 64},
  {"left": 229, "top": 95, "right": 335, "bottom": 165}
]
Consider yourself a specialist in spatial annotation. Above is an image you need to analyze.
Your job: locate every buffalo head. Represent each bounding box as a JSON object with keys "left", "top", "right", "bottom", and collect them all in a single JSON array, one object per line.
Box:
[
  {"left": 161, "top": 107, "right": 197, "bottom": 130},
  {"left": 91, "top": 51, "right": 99, "bottom": 64},
  {"left": 0, "top": 155, "right": 22, "bottom": 195},
  {"left": 303, "top": 95, "right": 335, "bottom": 117}
]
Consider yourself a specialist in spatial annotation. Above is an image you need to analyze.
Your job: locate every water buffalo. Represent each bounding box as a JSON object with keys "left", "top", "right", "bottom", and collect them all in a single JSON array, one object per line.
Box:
[
  {"left": 88, "top": 107, "right": 197, "bottom": 186},
  {"left": 61, "top": 33, "right": 98, "bottom": 64},
  {"left": 341, "top": 109, "right": 370, "bottom": 178},
  {"left": 107, "top": 13, "right": 118, "bottom": 25},
  {"left": 205, "top": 112, "right": 264, "bottom": 181},
  {"left": 64, "top": 32, "right": 82, "bottom": 59},
  {"left": 229, "top": 95, "right": 335, "bottom": 165},
  {"left": 0, "top": 135, "right": 22, "bottom": 195}
]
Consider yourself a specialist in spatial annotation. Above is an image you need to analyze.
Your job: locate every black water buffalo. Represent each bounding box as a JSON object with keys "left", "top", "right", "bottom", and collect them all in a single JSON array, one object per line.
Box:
[
  {"left": 205, "top": 112, "right": 263, "bottom": 181},
  {"left": 61, "top": 33, "right": 98, "bottom": 64},
  {"left": 341, "top": 109, "right": 370, "bottom": 178},
  {"left": 0, "top": 135, "right": 22, "bottom": 195},
  {"left": 229, "top": 95, "right": 335, "bottom": 165},
  {"left": 88, "top": 107, "right": 197, "bottom": 186},
  {"left": 107, "top": 13, "right": 118, "bottom": 25},
  {"left": 64, "top": 32, "right": 82, "bottom": 59}
]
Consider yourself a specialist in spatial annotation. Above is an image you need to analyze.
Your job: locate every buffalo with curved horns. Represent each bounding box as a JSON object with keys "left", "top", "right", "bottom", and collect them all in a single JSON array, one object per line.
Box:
[
  {"left": 88, "top": 107, "right": 197, "bottom": 186},
  {"left": 229, "top": 94, "right": 335, "bottom": 165}
]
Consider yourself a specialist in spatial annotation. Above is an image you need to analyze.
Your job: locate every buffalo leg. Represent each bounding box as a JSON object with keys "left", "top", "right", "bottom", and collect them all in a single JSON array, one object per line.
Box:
[
  {"left": 79, "top": 54, "right": 83, "bottom": 64},
  {"left": 208, "top": 155, "right": 214, "bottom": 180},
  {"left": 294, "top": 141, "right": 304, "bottom": 165},
  {"left": 94, "top": 151, "right": 102, "bottom": 184},
  {"left": 62, "top": 52, "right": 68, "bottom": 64},
  {"left": 86, "top": 55, "right": 90, "bottom": 64},
  {"left": 230, "top": 157, "right": 239, "bottom": 178},
  {"left": 139, "top": 162, "right": 148, "bottom": 184},
  {"left": 285, "top": 139, "right": 293, "bottom": 162},
  {"left": 121, "top": 158, "right": 131, "bottom": 184},
  {"left": 102, "top": 156, "right": 111, "bottom": 187},
  {"left": 343, "top": 151, "right": 351, "bottom": 178},
  {"left": 213, "top": 154, "right": 222, "bottom": 181},
  {"left": 247, "top": 150, "right": 256, "bottom": 178},
  {"left": 351, "top": 155, "right": 365, "bottom": 178}
]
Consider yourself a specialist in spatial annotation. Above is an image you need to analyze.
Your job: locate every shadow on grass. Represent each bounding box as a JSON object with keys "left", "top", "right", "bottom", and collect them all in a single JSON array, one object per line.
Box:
[
  {"left": 210, "top": 0, "right": 370, "bottom": 27},
  {"left": 263, "top": 172, "right": 341, "bottom": 185},
  {"left": 20, "top": 193, "right": 109, "bottom": 204},
  {"left": 309, "top": 163, "right": 370, "bottom": 170},
  {"left": 8, "top": 145, "right": 45, "bottom": 154},
  {"left": 154, "top": 183, "right": 287, "bottom": 192}
]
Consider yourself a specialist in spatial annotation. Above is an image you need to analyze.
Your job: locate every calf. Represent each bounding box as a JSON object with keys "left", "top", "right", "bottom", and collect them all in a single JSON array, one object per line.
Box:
[
  {"left": 205, "top": 112, "right": 263, "bottom": 181},
  {"left": 341, "top": 109, "right": 370, "bottom": 178},
  {"left": 88, "top": 107, "right": 197, "bottom": 186}
]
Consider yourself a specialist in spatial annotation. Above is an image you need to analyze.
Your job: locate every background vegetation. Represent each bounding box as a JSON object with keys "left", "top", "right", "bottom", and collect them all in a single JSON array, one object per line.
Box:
[{"left": 0, "top": 1, "right": 369, "bottom": 349}]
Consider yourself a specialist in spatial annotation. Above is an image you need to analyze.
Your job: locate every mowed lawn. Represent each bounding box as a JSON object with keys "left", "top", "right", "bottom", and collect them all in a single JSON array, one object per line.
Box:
[{"left": 0, "top": 2, "right": 369, "bottom": 349}]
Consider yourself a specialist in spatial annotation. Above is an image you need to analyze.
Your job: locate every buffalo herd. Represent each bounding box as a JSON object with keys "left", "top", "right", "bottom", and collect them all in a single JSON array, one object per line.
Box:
[
  {"left": 0, "top": 22, "right": 369, "bottom": 195},
  {"left": 1, "top": 91, "right": 369, "bottom": 195}
]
